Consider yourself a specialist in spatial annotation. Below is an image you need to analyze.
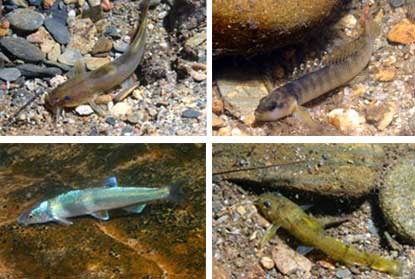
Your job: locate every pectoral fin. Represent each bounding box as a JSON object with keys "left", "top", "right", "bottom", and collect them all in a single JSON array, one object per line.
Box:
[
  {"left": 113, "top": 75, "right": 139, "bottom": 103},
  {"left": 296, "top": 245, "right": 315, "bottom": 255},
  {"left": 90, "top": 210, "right": 110, "bottom": 221},
  {"left": 123, "top": 204, "right": 146, "bottom": 214},
  {"left": 104, "top": 176, "right": 118, "bottom": 188},
  {"left": 292, "top": 106, "right": 321, "bottom": 131},
  {"left": 74, "top": 59, "right": 86, "bottom": 76},
  {"left": 260, "top": 224, "right": 280, "bottom": 248},
  {"left": 54, "top": 217, "right": 73, "bottom": 226}
]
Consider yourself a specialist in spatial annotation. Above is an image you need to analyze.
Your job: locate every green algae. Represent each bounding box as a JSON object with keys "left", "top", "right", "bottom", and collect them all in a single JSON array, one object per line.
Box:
[{"left": 0, "top": 144, "right": 205, "bottom": 278}]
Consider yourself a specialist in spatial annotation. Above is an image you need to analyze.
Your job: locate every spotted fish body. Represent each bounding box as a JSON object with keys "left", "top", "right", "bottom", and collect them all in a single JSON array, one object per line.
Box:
[
  {"left": 255, "top": 193, "right": 403, "bottom": 276},
  {"left": 18, "top": 177, "right": 178, "bottom": 226},
  {"left": 254, "top": 11, "right": 380, "bottom": 122}
]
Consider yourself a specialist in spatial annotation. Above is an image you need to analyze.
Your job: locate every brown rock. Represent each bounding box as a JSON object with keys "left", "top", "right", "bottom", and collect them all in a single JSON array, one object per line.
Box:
[
  {"left": 217, "top": 127, "right": 232, "bottom": 136},
  {"left": 213, "top": 0, "right": 342, "bottom": 55},
  {"left": 213, "top": 262, "right": 230, "bottom": 279},
  {"left": 387, "top": 19, "right": 415, "bottom": 45},
  {"left": 365, "top": 101, "right": 397, "bottom": 131},
  {"left": 260, "top": 256, "right": 274, "bottom": 270},
  {"left": 212, "top": 114, "right": 225, "bottom": 130},
  {"left": 47, "top": 43, "right": 61, "bottom": 61},
  {"left": 328, "top": 108, "right": 365, "bottom": 133},
  {"left": 84, "top": 56, "right": 111, "bottom": 70},
  {"left": 272, "top": 242, "right": 313, "bottom": 275},
  {"left": 212, "top": 98, "right": 224, "bottom": 115},
  {"left": 43, "top": 0, "right": 55, "bottom": 9},
  {"left": 375, "top": 67, "right": 396, "bottom": 82},
  {"left": 68, "top": 18, "right": 97, "bottom": 54},
  {"left": 26, "top": 27, "right": 56, "bottom": 54},
  {"left": 91, "top": 36, "right": 113, "bottom": 54}
]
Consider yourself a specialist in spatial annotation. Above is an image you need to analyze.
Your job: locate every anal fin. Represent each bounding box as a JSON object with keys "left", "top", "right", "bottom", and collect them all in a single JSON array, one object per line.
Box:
[
  {"left": 123, "top": 204, "right": 146, "bottom": 214},
  {"left": 90, "top": 210, "right": 110, "bottom": 221},
  {"left": 54, "top": 217, "right": 73, "bottom": 226}
]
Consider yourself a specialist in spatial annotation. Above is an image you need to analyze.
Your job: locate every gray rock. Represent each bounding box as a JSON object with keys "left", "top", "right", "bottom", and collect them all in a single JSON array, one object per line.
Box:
[
  {"left": 7, "top": 8, "right": 44, "bottom": 32},
  {"left": 389, "top": 0, "right": 405, "bottom": 8},
  {"left": 44, "top": 17, "right": 70, "bottom": 45},
  {"left": 380, "top": 153, "right": 415, "bottom": 243},
  {"left": 58, "top": 48, "right": 82, "bottom": 66},
  {"left": 0, "top": 52, "right": 11, "bottom": 64},
  {"left": 335, "top": 268, "right": 352, "bottom": 279},
  {"left": 0, "top": 68, "right": 21, "bottom": 81},
  {"left": 104, "top": 26, "right": 121, "bottom": 39},
  {"left": 43, "top": 59, "right": 72, "bottom": 72},
  {"left": 17, "top": 64, "right": 62, "bottom": 78},
  {"left": 127, "top": 112, "right": 143, "bottom": 124},
  {"left": 113, "top": 40, "right": 129, "bottom": 53},
  {"left": 0, "top": 37, "right": 44, "bottom": 62},
  {"left": 181, "top": 109, "right": 200, "bottom": 119}
]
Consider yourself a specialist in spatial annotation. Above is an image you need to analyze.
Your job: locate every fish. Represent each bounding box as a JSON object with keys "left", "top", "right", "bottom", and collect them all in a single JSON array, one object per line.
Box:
[
  {"left": 255, "top": 193, "right": 403, "bottom": 276},
  {"left": 254, "top": 7, "right": 381, "bottom": 123},
  {"left": 44, "top": 0, "right": 150, "bottom": 118},
  {"left": 18, "top": 176, "right": 182, "bottom": 226}
]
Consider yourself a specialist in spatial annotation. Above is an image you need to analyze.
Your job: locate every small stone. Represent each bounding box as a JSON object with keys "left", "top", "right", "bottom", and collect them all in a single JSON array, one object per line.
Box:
[
  {"left": 58, "top": 48, "right": 82, "bottom": 66},
  {"left": 110, "top": 102, "right": 132, "bottom": 119},
  {"left": 335, "top": 268, "right": 352, "bottom": 279},
  {"left": 105, "top": 116, "right": 116, "bottom": 125},
  {"left": 84, "top": 56, "right": 111, "bottom": 70},
  {"left": 387, "top": 19, "right": 415, "bottom": 45},
  {"left": 43, "top": 0, "right": 55, "bottom": 9},
  {"left": 217, "top": 126, "right": 231, "bottom": 136},
  {"left": 272, "top": 242, "right": 313, "bottom": 275},
  {"left": 113, "top": 40, "right": 128, "bottom": 52},
  {"left": 375, "top": 67, "right": 396, "bottom": 82},
  {"left": 91, "top": 37, "right": 113, "bottom": 54},
  {"left": 212, "top": 114, "right": 225, "bottom": 129},
  {"left": 121, "top": 125, "right": 134, "bottom": 136},
  {"left": 104, "top": 25, "right": 121, "bottom": 39},
  {"left": 26, "top": 26, "right": 56, "bottom": 54},
  {"left": 127, "top": 112, "right": 144, "bottom": 124},
  {"left": 0, "top": 52, "right": 11, "bottom": 64},
  {"left": 366, "top": 101, "right": 397, "bottom": 131},
  {"left": 260, "top": 256, "right": 274, "bottom": 270},
  {"left": 68, "top": 18, "right": 97, "bottom": 54},
  {"left": 0, "top": 37, "right": 44, "bottom": 62},
  {"left": 241, "top": 112, "right": 256, "bottom": 126},
  {"left": 7, "top": 8, "right": 44, "bottom": 32},
  {"left": 75, "top": 104, "right": 94, "bottom": 115},
  {"left": 101, "top": 0, "right": 113, "bottom": 12},
  {"left": 17, "top": 64, "right": 61, "bottom": 78},
  {"left": 190, "top": 69, "right": 206, "bottom": 81},
  {"left": 82, "top": 6, "right": 104, "bottom": 23},
  {"left": 44, "top": 17, "right": 71, "bottom": 45},
  {"left": 47, "top": 43, "right": 61, "bottom": 61},
  {"left": 328, "top": 108, "right": 365, "bottom": 132},
  {"left": 389, "top": 0, "right": 405, "bottom": 8},
  {"left": 0, "top": 67, "right": 21, "bottom": 81},
  {"left": 181, "top": 109, "right": 200, "bottom": 119},
  {"left": 212, "top": 98, "right": 224, "bottom": 115},
  {"left": 339, "top": 14, "right": 357, "bottom": 29},
  {"left": 9, "top": 0, "right": 28, "bottom": 7}
]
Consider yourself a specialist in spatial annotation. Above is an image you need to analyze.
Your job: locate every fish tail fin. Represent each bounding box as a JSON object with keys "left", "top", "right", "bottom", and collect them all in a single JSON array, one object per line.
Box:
[
  {"left": 167, "top": 182, "right": 184, "bottom": 204},
  {"left": 129, "top": 0, "right": 150, "bottom": 52}
]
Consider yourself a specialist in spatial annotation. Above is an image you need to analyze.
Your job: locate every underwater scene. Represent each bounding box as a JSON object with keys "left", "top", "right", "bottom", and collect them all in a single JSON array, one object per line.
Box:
[
  {"left": 0, "top": 143, "right": 205, "bottom": 278},
  {"left": 213, "top": 144, "right": 415, "bottom": 279}
]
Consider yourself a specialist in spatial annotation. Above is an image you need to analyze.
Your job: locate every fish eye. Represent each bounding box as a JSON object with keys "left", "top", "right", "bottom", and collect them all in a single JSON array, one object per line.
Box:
[
  {"left": 28, "top": 214, "right": 33, "bottom": 219},
  {"left": 267, "top": 102, "right": 277, "bottom": 111},
  {"left": 64, "top": 96, "right": 71, "bottom": 101},
  {"left": 263, "top": 200, "right": 271, "bottom": 208}
]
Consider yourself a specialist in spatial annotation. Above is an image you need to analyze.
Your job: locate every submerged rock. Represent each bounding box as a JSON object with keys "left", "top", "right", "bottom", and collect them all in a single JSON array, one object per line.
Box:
[
  {"left": 213, "top": 144, "right": 385, "bottom": 197},
  {"left": 7, "top": 8, "right": 44, "bottom": 32},
  {"left": 380, "top": 153, "right": 415, "bottom": 243},
  {"left": 0, "top": 37, "right": 44, "bottom": 62},
  {"left": 213, "top": 0, "right": 342, "bottom": 55}
]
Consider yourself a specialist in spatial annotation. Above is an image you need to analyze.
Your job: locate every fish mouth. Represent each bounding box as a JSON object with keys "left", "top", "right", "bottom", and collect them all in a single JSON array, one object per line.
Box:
[{"left": 17, "top": 213, "right": 29, "bottom": 226}]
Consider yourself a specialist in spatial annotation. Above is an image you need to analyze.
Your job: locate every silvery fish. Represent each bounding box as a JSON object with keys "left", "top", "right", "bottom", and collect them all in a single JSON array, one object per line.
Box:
[{"left": 18, "top": 177, "right": 181, "bottom": 226}]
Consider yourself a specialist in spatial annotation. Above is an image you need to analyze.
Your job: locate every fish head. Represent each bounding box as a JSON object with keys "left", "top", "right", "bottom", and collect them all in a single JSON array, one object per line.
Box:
[
  {"left": 45, "top": 77, "right": 92, "bottom": 109},
  {"left": 255, "top": 92, "right": 297, "bottom": 122},
  {"left": 18, "top": 201, "right": 53, "bottom": 226},
  {"left": 255, "top": 193, "right": 290, "bottom": 222}
]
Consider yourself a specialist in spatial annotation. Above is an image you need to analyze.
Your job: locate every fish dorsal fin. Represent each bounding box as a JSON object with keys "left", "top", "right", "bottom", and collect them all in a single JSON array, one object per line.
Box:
[
  {"left": 104, "top": 176, "right": 118, "bottom": 188},
  {"left": 74, "top": 59, "right": 86, "bottom": 76},
  {"left": 123, "top": 203, "right": 146, "bottom": 214},
  {"left": 324, "top": 38, "right": 365, "bottom": 65},
  {"left": 90, "top": 210, "right": 110, "bottom": 220}
]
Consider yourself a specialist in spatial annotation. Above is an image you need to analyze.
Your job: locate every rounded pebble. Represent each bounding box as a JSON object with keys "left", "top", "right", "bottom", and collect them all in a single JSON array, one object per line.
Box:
[
  {"left": 75, "top": 105, "right": 94, "bottom": 116},
  {"left": 0, "top": 37, "right": 44, "bottom": 62},
  {"left": 389, "top": 0, "right": 405, "bottom": 8},
  {"left": 58, "top": 48, "right": 82, "bottom": 66},
  {"left": 0, "top": 67, "right": 21, "bottom": 81},
  {"left": 44, "top": 17, "right": 70, "bottom": 45},
  {"left": 7, "top": 8, "right": 44, "bottom": 32},
  {"left": 181, "top": 109, "right": 200, "bottom": 119},
  {"left": 17, "top": 64, "right": 61, "bottom": 78}
]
